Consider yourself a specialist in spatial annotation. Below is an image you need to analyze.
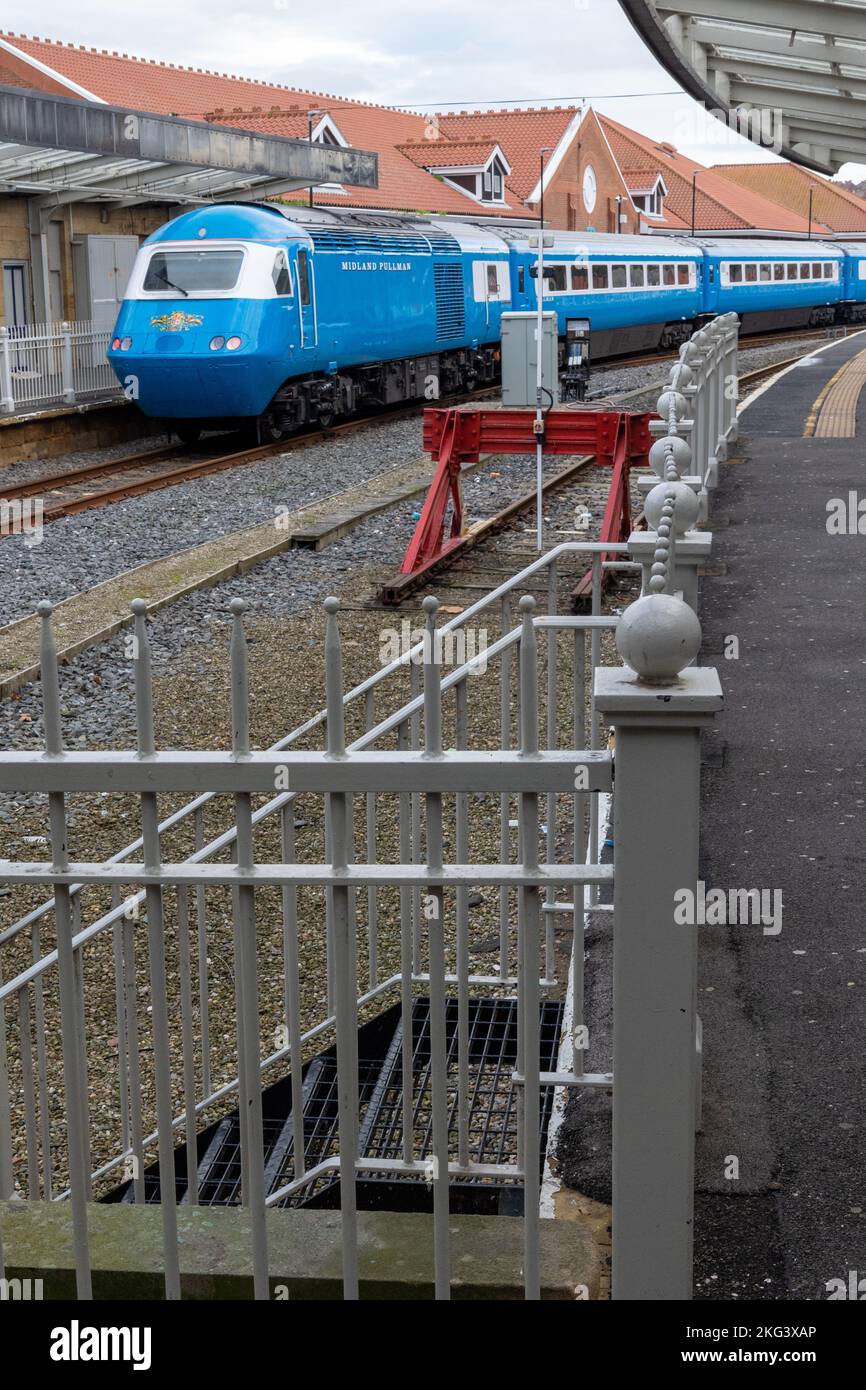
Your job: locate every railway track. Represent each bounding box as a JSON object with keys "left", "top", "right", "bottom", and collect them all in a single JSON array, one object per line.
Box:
[
  {"left": 375, "top": 352, "right": 816, "bottom": 606},
  {"left": 0, "top": 342, "right": 817, "bottom": 694},
  {"left": 606, "top": 325, "right": 836, "bottom": 372},
  {"left": 0, "top": 326, "right": 825, "bottom": 531},
  {"left": 0, "top": 388, "right": 500, "bottom": 531}
]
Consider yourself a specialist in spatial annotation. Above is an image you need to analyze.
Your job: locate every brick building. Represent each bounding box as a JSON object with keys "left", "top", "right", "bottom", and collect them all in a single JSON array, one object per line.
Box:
[{"left": 535, "top": 108, "right": 840, "bottom": 237}]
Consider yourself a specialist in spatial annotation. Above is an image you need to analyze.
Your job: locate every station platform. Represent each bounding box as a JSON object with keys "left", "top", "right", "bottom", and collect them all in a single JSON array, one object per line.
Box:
[
  {"left": 0, "top": 395, "right": 160, "bottom": 467},
  {"left": 695, "top": 329, "right": 866, "bottom": 1298}
]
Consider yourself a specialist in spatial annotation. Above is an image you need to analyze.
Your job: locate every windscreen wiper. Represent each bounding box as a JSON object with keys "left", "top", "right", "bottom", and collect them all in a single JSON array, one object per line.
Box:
[{"left": 152, "top": 270, "right": 189, "bottom": 298}]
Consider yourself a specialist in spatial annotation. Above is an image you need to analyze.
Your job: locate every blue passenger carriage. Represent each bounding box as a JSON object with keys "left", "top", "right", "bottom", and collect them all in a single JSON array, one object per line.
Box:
[
  {"left": 500, "top": 231, "right": 703, "bottom": 356},
  {"left": 831, "top": 241, "right": 866, "bottom": 321},
  {"left": 699, "top": 238, "right": 845, "bottom": 331}
]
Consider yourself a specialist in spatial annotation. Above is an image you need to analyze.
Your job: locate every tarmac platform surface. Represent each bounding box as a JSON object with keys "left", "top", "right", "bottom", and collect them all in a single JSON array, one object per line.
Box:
[{"left": 694, "top": 330, "right": 866, "bottom": 1300}]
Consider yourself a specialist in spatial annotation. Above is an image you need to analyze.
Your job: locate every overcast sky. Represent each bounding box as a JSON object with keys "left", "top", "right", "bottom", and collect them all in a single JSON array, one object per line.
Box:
[{"left": 4, "top": 0, "right": 862, "bottom": 178}]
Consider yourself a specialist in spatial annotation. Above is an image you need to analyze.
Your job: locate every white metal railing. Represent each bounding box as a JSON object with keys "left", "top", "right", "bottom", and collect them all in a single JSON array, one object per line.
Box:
[
  {"left": 0, "top": 320, "right": 120, "bottom": 415},
  {"left": 0, "top": 323, "right": 737, "bottom": 1300},
  {"left": 0, "top": 540, "right": 723, "bottom": 1301}
]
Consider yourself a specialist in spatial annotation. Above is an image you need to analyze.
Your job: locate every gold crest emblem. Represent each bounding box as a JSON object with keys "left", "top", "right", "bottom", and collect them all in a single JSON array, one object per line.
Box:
[{"left": 150, "top": 310, "right": 204, "bottom": 332}]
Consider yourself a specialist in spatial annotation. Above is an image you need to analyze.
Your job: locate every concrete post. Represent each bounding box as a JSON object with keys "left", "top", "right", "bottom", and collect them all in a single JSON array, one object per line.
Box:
[
  {"left": 0, "top": 328, "right": 14, "bottom": 414},
  {"left": 596, "top": 595, "right": 723, "bottom": 1300},
  {"left": 60, "top": 322, "right": 75, "bottom": 405},
  {"left": 713, "top": 325, "right": 728, "bottom": 463},
  {"left": 700, "top": 338, "right": 716, "bottom": 484}
]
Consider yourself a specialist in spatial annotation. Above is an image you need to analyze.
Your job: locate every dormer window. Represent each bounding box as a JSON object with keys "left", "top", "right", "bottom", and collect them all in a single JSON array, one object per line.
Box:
[
  {"left": 480, "top": 160, "right": 505, "bottom": 201},
  {"left": 309, "top": 115, "right": 348, "bottom": 148},
  {"left": 420, "top": 143, "right": 512, "bottom": 206},
  {"left": 308, "top": 115, "right": 349, "bottom": 195},
  {"left": 631, "top": 175, "right": 668, "bottom": 219}
]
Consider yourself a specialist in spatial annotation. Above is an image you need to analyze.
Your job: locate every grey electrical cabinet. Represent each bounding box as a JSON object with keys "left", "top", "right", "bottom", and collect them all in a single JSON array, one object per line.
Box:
[{"left": 500, "top": 311, "right": 560, "bottom": 407}]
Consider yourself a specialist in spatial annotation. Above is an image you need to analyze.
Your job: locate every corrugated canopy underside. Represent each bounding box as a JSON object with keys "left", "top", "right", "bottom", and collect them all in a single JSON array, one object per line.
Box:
[
  {"left": 619, "top": 1, "right": 866, "bottom": 174},
  {"left": 0, "top": 82, "right": 378, "bottom": 206}
]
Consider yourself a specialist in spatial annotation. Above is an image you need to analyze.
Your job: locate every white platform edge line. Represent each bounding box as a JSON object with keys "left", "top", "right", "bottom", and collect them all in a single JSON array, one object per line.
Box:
[{"left": 737, "top": 327, "right": 866, "bottom": 417}]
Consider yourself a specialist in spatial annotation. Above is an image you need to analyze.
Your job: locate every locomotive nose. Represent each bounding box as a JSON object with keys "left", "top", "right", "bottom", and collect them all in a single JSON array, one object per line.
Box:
[{"left": 109, "top": 301, "right": 278, "bottom": 419}]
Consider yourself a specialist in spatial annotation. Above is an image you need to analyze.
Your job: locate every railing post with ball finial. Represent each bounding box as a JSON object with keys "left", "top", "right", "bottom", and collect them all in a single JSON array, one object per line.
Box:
[{"left": 594, "top": 582, "right": 723, "bottom": 1301}]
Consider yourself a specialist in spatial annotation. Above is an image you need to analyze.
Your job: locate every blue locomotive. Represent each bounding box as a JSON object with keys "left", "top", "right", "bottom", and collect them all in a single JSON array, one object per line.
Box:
[{"left": 108, "top": 202, "right": 866, "bottom": 438}]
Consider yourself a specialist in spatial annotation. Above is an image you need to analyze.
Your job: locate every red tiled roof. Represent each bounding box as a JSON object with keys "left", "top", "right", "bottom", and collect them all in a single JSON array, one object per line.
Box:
[
  {"left": 0, "top": 30, "right": 378, "bottom": 116},
  {"left": 711, "top": 162, "right": 866, "bottom": 233},
  {"left": 398, "top": 140, "right": 500, "bottom": 169},
  {"left": 598, "top": 113, "right": 826, "bottom": 234},
  {"left": 192, "top": 107, "right": 535, "bottom": 216}
]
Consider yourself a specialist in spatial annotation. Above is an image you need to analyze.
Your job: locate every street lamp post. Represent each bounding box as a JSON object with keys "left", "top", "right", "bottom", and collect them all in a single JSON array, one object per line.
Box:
[{"left": 691, "top": 170, "right": 699, "bottom": 236}]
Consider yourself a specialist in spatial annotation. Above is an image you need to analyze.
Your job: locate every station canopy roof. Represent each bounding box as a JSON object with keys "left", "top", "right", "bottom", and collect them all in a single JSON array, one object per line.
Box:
[
  {"left": 620, "top": 1, "right": 866, "bottom": 174},
  {"left": 0, "top": 81, "right": 378, "bottom": 206}
]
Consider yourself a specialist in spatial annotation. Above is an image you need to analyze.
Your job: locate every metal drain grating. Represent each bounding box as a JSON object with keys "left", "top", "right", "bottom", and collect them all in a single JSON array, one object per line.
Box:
[{"left": 105, "top": 997, "right": 563, "bottom": 1214}]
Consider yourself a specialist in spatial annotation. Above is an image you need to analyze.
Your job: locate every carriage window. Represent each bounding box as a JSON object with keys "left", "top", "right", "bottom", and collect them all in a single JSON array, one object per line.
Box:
[
  {"left": 592, "top": 264, "right": 609, "bottom": 290},
  {"left": 630, "top": 264, "right": 645, "bottom": 287},
  {"left": 824, "top": 262, "right": 834, "bottom": 279},
  {"left": 729, "top": 264, "right": 743, "bottom": 283},
  {"left": 487, "top": 264, "right": 499, "bottom": 294},
  {"left": 297, "top": 248, "right": 311, "bottom": 304},
  {"left": 663, "top": 264, "right": 676, "bottom": 286},
  {"left": 759, "top": 264, "right": 771, "bottom": 282},
  {"left": 786, "top": 263, "right": 798, "bottom": 280},
  {"left": 773, "top": 264, "right": 785, "bottom": 281},
  {"left": 812, "top": 263, "right": 823, "bottom": 279},
  {"left": 744, "top": 264, "right": 757, "bottom": 282},
  {"left": 518, "top": 265, "right": 525, "bottom": 293},
  {"left": 677, "top": 264, "right": 690, "bottom": 286},
  {"left": 800, "top": 263, "right": 811, "bottom": 279},
  {"left": 544, "top": 264, "right": 567, "bottom": 292},
  {"left": 647, "top": 263, "right": 660, "bottom": 286},
  {"left": 611, "top": 264, "right": 627, "bottom": 288},
  {"left": 272, "top": 251, "right": 292, "bottom": 296},
  {"left": 571, "top": 264, "right": 589, "bottom": 291}
]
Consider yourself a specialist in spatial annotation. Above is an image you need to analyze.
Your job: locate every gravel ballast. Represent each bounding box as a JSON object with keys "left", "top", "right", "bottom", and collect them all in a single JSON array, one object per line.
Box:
[{"left": 0, "top": 332, "right": 825, "bottom": 628}]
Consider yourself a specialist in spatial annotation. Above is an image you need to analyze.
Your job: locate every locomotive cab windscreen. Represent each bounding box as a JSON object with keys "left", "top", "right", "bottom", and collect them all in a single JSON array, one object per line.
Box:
[
  {"left": 142, "top": 247, "right": 245, "bottom": 296},
  {"left": 127, "top": 239, "right": 306, "bottom": 302}
]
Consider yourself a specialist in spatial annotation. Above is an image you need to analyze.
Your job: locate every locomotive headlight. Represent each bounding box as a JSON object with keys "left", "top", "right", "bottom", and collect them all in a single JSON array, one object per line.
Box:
[
  {"left": 111, "top": 337, "right": 121, "bottom": 351},
  {"left": 225, "top": 336, "right": 242, "bottom": 351},
  {"left": 120, "top": 337, "right": 133, "bottom": 351},
  {"left": 209, "top": 335, "right": 225, "bottom": 351}
]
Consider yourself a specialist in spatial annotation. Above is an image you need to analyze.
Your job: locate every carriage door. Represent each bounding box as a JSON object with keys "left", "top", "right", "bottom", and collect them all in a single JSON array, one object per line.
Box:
[{"left": 295, "top": 247, "right": 317, "bottom": 349}]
